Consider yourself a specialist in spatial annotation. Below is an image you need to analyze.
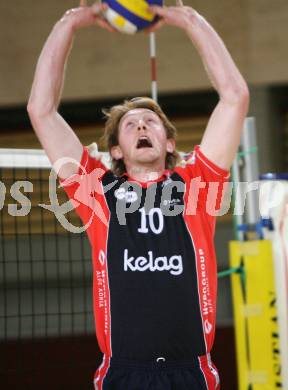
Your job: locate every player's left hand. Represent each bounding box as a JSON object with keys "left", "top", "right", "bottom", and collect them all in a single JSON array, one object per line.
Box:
[{"left": 146, "top": 0, "right": 198, "bottom": 33}]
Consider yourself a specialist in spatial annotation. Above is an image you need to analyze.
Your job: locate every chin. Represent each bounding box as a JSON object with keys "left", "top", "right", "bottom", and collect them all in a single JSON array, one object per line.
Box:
[
  {"left": 137, "top": 156, "right": 157, "bottom": 164},
  {"left": 141, "top": 151, "right": 159, "bottom": 159},
  {"left": 134, "top": 147, "right": 166, "bottom": 165}
]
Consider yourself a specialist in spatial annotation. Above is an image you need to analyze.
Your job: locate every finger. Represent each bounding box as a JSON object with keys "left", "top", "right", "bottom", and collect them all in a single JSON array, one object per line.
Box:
[
  {"left": 148, "top": 5, "right": 179, "bottom": 17},
  {"left": 79, "top": 0, "right": 87, "bottom": 6},
  {"left": 144, "top": 19, "right": 165, "bottom": 33},
  {"left": 148, "top": 5, "right": 168, "bottom": 17},
  {"left": 176, "top": 0, "right": 184, "bottom": 6},
  {"left": 92, "top": 2, "right": 108, "bottom": 13},
  {"left": 95, "top": 17, "right": 116, "bottom": 32}
]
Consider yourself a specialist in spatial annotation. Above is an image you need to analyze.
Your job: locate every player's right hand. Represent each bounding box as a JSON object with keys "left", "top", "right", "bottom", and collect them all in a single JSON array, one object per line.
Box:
[{"left": 60, "top": 1, "right": 115, "bottom": 33}]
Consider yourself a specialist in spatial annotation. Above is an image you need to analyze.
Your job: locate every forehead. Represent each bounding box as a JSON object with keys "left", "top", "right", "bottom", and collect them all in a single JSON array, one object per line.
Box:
[{"left": 120, "top": 108, "right": 159, "bottom": 122}]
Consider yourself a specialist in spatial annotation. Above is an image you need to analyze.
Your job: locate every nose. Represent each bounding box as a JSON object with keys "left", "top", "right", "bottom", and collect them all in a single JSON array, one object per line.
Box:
[{"left": 137, "top": 119, "right": 147, "bottom": 131}]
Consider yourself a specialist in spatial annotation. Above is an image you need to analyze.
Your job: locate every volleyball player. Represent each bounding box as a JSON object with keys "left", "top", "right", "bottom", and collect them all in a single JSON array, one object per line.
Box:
[{"left": 27, "top": 1, "right": 249, "bottom": 389}]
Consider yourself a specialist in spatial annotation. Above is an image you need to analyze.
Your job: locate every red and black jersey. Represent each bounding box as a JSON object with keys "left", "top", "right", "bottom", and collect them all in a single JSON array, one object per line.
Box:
[{"left": 61, "top": 145, "right": 229, "bottom": 384}]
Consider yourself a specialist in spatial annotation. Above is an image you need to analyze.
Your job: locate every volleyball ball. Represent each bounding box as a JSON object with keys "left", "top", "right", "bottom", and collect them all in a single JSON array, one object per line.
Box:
[{"left": 102, "top": 0, "right": 163, "bottom": 34}]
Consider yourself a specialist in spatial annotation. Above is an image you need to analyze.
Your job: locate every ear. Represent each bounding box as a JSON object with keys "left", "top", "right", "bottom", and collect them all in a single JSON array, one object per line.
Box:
[
  {"left": 111, "top": 145, "right": 123, "bottom": 160},
  {"left": 166, "top": 139, "right": 176, "bottom": 154}
]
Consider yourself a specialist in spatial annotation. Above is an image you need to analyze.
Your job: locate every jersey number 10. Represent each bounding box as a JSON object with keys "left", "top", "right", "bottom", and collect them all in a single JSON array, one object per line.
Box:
[{"left": 137, "top": 207, "right": 164, "bottom": 235}]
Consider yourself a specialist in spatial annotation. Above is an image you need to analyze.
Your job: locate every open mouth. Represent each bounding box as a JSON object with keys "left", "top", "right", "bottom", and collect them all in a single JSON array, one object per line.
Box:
[{"left": 136, "top": 136, "right": 153, "bottom": 149}]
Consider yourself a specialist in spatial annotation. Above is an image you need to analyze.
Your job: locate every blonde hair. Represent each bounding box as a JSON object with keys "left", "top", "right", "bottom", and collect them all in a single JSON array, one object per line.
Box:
[{"left": 101, "top": 97, "right": 180, "bottom": 176}]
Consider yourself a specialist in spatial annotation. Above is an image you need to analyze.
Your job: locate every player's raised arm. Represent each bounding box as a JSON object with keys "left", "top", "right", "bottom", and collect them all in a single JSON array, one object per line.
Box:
[
  {"left": 27, "top": 2, "right": 113, "bottom": 179},
  {"left": 149, "top": 2, "right": 249, "bottom": 170}
]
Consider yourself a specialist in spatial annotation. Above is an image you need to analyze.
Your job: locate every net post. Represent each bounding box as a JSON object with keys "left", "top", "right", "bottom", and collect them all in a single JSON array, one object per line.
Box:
[{"left": 149, "top": 32, "right": 158, "bottom": 102}]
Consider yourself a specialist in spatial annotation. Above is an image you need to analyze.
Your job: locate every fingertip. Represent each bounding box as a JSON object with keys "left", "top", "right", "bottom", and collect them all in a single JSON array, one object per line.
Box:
[
  {"left": 92, "top": 2, "right": 108, "bottom": 11},
  {"left": 148, "top": 5, "right": 158, "bottom": 11},
  {"left": 144, "top": 21, "right": 163, "bottom": 33}
]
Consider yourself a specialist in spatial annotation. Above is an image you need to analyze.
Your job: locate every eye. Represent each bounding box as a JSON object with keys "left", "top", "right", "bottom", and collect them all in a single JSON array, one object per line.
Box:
[{"left": 125, "top": 121, "right": 134, "bottom": 128}]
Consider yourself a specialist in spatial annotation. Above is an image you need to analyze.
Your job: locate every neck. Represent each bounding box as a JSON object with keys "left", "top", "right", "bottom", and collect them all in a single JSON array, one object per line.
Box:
[{"left": 125, "top": 162, "right": 165, "bottom": 182}]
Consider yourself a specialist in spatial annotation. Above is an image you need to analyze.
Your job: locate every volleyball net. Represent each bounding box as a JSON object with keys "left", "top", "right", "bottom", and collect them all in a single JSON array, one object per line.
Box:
[{"left": 0, "top": 149, "right": 101, "bottom": 387}]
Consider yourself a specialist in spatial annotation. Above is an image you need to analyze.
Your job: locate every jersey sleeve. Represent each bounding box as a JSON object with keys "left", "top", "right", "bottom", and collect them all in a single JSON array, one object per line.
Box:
[
  {"left": 176, "top": 145, "right": 230, "bottom": 219},
  {"left": 59, "top": 146, "right": 108, "bottom": 230}
]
